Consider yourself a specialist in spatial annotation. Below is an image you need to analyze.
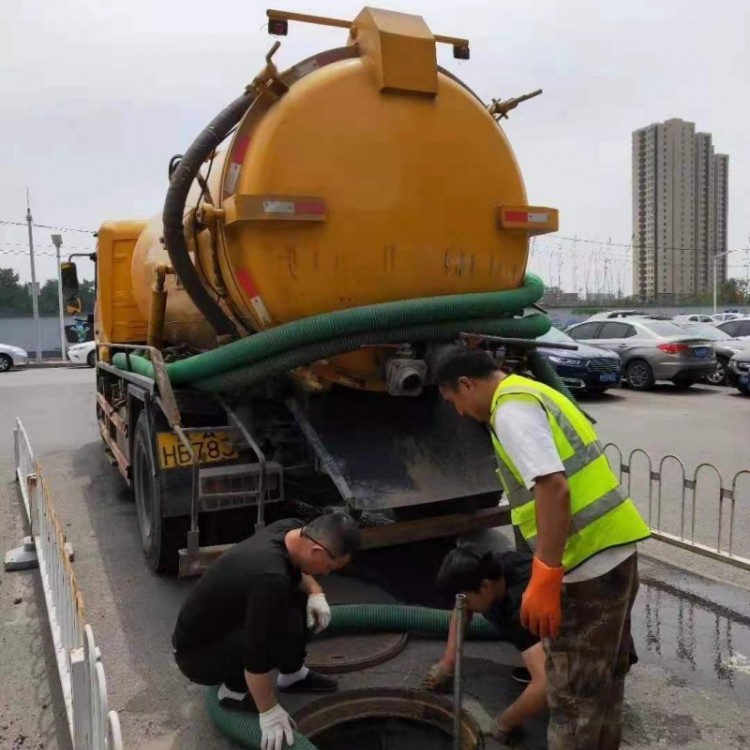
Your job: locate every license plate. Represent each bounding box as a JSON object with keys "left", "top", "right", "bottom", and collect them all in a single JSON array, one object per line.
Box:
[
  {"left": 599, "top": 373, "right": 618, "bottom": 383},
  {"left": 740, "top": 375, "right": 750, "bottom": 385},
  {"left": 692, "top": 347, "right": 710, "bottom": 358},
  {"left": 157, "top": 431, "right": 238, "bottom": 470}
]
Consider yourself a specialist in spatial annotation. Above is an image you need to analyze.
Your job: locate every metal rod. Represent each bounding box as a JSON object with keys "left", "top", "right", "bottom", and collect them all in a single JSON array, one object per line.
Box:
[
  {"left": 26, "top": 193, "right": 43, "bottom": 363},
  {"left": 51, "top": 234, "right": 67, "bottom": 362},
  {"left": 453, "top": 593, "right": 466, "bottom": 750},
  {"left": 220, "top": 398, "right": 268, "bottom": 532}
]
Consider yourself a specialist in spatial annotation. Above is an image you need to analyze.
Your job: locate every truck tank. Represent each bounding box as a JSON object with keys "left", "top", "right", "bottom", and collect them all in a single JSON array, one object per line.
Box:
[{"left": 127, "top": 7, "right": 557, "bottom": 392}]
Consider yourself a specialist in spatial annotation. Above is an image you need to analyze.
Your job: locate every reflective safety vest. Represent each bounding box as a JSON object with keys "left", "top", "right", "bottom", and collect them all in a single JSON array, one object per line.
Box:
[{"left": 490, "top": 374, "right": 650, "bottom": 572}]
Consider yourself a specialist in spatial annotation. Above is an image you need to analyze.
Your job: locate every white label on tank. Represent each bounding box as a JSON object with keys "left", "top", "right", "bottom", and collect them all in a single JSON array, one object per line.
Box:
[
  {"left": 225, "top": 162, "right": 242, "bottom": 194},
  {"left": 528, "top": 212, "right": 549, "bottom": 223},
  {"left": 263, "top": 200, "right": 295, "bottom": 215},
  {"left": 251, "top": 296, "right": 273, "bottom": 325},
  {"left": 294, "top": 59, "right": 319, "bottom": 79}
]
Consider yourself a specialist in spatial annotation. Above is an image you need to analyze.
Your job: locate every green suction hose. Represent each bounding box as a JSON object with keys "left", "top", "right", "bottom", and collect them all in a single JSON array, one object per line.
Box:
[
  {"left": 113, "top": 274, "right": 547, "bottom": 386},
  {"left": 193, "top": 313, "right": 550, "bottom": 393},
  {"left": 206, "top": 687, "right": 317, "bottom": 750},
  {"left": 205, "top": 602, "right": 503, "bottom": 750},
  {"left": 327, "top": 603, "right": 499, "bottom": 638}
]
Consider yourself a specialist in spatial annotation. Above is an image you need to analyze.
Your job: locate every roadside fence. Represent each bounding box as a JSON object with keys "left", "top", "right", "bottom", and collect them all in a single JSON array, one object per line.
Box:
[
  {"left": 604, "top": 442, "right": 750, "bottom": 571},
  {"left": 5, "top": 417, "right": 124, "bottom": 750}
]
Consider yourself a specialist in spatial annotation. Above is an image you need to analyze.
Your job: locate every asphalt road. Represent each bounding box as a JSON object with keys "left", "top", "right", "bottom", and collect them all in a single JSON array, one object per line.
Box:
[{"left": 1, "top": 368, "right": 749, "bottom": 750}]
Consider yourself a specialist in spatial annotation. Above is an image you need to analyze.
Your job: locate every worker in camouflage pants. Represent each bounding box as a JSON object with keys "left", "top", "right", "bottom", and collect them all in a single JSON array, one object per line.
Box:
[{"left": 435, "top": 348, "right": 649, "bottom": 749}]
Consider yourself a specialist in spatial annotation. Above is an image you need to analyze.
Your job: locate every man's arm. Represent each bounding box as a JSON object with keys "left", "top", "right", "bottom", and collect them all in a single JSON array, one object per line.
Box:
[
  {"left": 300, "top": 572, "right": 323, "bottom": 596},
  {"left": 495, "top": 642, "right": 547, "bottom": 734},
  {"left": 245, "top": 671, "right": 278, "bottom": 713},
  {"left": 533, "top": 472, "right": 571, "bottom": 568}
]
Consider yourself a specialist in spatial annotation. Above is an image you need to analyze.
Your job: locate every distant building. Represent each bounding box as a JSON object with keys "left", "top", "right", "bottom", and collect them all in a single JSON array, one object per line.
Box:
[{"left": 631, "top": 118, "right": 728, "bottom": 302}]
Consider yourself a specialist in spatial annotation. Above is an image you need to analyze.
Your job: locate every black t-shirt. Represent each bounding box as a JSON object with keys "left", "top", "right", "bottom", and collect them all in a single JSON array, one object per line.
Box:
[
  {"left": 483, "top": 551, "right": 539, "bottom": 653},
  {"left": 172, "top": 518, "right": 303, "bottom": 672}
]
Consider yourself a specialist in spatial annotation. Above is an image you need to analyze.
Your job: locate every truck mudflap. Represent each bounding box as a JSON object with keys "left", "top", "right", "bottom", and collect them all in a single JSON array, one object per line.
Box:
[{"left": 287, "top": 388, "right": 501, "bottom": 511}]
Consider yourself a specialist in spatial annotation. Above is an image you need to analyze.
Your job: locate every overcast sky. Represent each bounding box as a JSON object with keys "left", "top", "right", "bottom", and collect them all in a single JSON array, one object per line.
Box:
[{"left": 1, "top": 0, "right": 749, "bottom": 293}]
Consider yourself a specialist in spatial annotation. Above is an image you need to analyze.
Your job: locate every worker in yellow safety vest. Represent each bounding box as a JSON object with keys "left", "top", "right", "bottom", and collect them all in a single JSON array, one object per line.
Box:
[{"left": 434, "top": 346, "right": 650, "bottom": 750}]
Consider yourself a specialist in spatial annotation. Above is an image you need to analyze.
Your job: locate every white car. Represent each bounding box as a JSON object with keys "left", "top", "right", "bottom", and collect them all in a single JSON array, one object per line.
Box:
[
  {"left": 674, "top": 314, "right": 714, "bottom": 324},
  {"left": 67, "top": 341, "right": 97, "bottom": 367},
  {"left": 711, "top": 312, "right": 744, "bottom": 323},
  {"left": 0, "top": 343, "right": 29, "bottom": 372}
]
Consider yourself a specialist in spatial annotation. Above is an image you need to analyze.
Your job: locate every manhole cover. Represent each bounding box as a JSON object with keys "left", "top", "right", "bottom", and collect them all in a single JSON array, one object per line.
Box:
[{"left": 306, "top": 632, "right": 409, "bottom": 673}]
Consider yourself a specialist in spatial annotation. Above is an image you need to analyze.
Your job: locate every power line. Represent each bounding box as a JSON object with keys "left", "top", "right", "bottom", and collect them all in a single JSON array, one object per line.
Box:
[{"left": 0, "top": 219, "right": 95, "bottom": 234}]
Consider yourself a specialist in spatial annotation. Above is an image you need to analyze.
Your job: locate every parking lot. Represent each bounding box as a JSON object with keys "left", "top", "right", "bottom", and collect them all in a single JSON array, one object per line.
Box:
[{"left": 1, "top": 368, "right": 749, "bottom": 749}]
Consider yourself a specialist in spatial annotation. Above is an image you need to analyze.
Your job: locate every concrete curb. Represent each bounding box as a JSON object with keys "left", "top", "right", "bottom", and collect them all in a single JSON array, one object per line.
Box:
[{"left": 23, "top": 361, "right": 74, "bottom": 369}]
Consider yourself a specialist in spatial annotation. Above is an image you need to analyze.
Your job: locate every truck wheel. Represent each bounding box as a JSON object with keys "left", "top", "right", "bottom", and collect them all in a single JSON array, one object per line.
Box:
[{"left": 132, "top": 412, "right": 185, "bottom": 573}]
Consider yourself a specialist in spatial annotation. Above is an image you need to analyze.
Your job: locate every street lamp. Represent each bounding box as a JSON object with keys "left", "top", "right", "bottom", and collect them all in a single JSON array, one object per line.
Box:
[
  {"left": 713, "top": 248, "right": 738, "bottom": 314},
  {"left": 50, "top": 234, "right": 67, "bottom": 361}
]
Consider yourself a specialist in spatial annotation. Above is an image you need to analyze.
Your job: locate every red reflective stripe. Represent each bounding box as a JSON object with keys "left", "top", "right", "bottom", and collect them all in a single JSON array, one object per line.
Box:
[
  {"left": 236, "top": 267, "right": 259, "bottom": 297},
  {"left": 295, "top": 201, "right": 325, "bottom": 215},
  {"left": 233, "top": 136, "right": 250, "bottom": 163},
  {"left": 505, "top": 211, "right": 529, "bottom": 222}
]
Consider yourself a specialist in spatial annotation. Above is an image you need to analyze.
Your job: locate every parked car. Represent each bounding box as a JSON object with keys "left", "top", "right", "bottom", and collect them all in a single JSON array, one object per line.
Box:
[
  {"left": 67, "top": 341, "right": 96, "bottom": 367},
  {"left": 727, "top": 349, "right": 750, "bottom": 396},
  {"left": 0, "top": 343, "right": 29, "bottom": 372},
  {"left": 714, "top": 318, "right": 750, "bottom": 339},
  {"left": 674, "top": 323, "right": 750, "bottom": 385},
  {"left": 674, "top": 314, "right": 715, "bottom": 324},
  {"left": 536, "top": 327, "right": 622, "bottom": 394},
  {"left": 565, "top": 318, "right": 716, "bottom": 390},
  {"left": 711, "top": 312, "right": 745, "bottom": 324},
  {"left": 584, "top": 310, "right": 646, "bottom": 321}
]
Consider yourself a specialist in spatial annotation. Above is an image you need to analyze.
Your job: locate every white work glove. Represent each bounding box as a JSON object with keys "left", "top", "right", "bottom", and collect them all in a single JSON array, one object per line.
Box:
[
  {"left": 306, "top": 593, "right": 331, "bottom": 633},
  {"left": 259, "top": 704, "right": 296, "bottom": 750}
]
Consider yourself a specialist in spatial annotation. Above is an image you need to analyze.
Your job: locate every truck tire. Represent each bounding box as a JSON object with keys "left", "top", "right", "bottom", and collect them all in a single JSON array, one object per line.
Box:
[{"left": 132, "top": 411, "right": 186, "bottom": 573}]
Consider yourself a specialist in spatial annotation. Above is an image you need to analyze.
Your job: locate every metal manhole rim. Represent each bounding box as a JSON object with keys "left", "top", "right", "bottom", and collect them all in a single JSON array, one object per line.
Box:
[{"left": 293, "top": 687, "right": 484, "bottom": 750}]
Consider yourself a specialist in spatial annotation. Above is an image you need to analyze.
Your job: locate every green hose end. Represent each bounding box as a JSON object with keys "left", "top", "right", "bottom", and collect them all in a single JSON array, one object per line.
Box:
[{"left": 206, "top": 686, "right": 318, "bottom": 750}]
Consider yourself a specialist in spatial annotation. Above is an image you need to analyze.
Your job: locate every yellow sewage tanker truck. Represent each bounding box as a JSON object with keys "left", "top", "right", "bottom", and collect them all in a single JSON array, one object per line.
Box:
[{"left": 62, "top": 7, "right": 561, "bottom": 574}]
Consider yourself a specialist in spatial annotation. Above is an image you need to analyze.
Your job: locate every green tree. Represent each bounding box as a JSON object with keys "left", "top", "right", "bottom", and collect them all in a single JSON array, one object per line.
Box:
[
  {"left": 0, "top": 268, "right": 32, "bottom": 316},
  {"left": 38, "top": 279, "right": 61, "bottom": 314},
  {"left": 79, "top": 280, "right": 95, "bottom": 313}
]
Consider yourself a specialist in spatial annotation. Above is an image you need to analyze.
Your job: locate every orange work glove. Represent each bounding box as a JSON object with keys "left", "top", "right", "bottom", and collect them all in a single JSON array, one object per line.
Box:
[{"left": 520, "top": 557, "right": 565, "bottom": 639}]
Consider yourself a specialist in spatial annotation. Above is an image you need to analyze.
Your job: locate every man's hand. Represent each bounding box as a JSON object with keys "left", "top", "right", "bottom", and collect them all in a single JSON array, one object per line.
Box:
[
  {"left": 259, "top": 704, "right": 296, "bottom": 750},
  {"left": 421, "top": 661, "right": 454, "bottom": 692},
  {"left": 306, "top": 593, "right": 331, "bottom": 633},
  {"left": 520, "top": 557, "right": 564, "bottom": 638}
]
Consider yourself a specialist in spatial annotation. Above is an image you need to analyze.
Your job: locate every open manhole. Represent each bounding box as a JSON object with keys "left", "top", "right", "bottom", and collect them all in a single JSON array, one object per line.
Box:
[
  {"left": 295, "top": 688, "right": 483, "bottom": 750},
  {"left": 306, "top": 632, "right": 409, "bottom": 673}
]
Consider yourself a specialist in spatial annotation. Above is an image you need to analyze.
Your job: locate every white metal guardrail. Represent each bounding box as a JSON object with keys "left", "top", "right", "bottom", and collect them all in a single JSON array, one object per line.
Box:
[
  {"left": 604, "top": 442, "right": 750, "bottom": 572},
  {"left": 5, "top": 418, "right": 124, "bottom": 750}
]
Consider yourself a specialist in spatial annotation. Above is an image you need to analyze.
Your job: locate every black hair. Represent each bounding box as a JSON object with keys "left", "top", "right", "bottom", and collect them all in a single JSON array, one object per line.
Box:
[
  {"left": 436, "top": 544, "right": 505, "bottom": 598},
  {"left": 304, "top": 511, "right": 362, "bottom": 558},
  {"left": 434, "top": 346, "right": 501, "bottom": 390}
]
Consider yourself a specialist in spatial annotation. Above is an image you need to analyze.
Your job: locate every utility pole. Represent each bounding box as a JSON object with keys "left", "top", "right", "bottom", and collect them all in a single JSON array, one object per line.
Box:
[
  {"left": 51, "top": 234, "right": 66, "bottom": 361},
  {"left": 25, "top": 191, "right": 43, "bottom": 363}
]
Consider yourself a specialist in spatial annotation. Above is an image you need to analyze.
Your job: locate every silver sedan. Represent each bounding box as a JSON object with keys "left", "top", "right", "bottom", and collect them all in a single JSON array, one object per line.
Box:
[
  {"left": 565, "top": 318, "right": 716, "bottom": 390},
  {"left": 0, "top": 343, "right": 29, "bottom": 372}
]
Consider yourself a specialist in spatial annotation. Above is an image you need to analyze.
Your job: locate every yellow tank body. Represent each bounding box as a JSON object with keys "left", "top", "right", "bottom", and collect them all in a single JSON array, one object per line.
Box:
[{"left": 128, "top": 7, "right": 557, "bottom": 389}]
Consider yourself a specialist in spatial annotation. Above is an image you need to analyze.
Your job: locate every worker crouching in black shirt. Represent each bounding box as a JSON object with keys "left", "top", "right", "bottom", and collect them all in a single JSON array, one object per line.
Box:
[{"left": 172, "top": 511, "right": 361, "bottom": 750}]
